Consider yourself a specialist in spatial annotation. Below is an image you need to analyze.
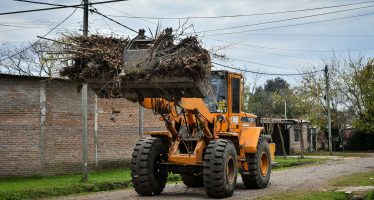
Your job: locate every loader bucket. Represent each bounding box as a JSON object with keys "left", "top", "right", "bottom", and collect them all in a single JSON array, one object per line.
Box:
[
  {"left": 86, "top": 42, "right": 210, "bottom": 100},
  {"left": 84, "top": 31, "right": 211, "bottom": 101},
  {"left": 85, "top": 75, "right": 210, "bottom": 101}
]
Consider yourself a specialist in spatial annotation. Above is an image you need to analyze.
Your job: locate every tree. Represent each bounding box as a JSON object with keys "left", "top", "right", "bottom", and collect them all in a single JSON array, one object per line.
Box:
[
  {"left": 350, "top": 59, "right": 374, "bottom": 134},
  {"left": 0, "top": 41, "right": 65, "bottom": 77},
  {"left": 264, "top": 77, "right": 289, "bottom": 93},
  {"left": 297, "top": 55, "right": 374, "bottom": 150},
  {"left": 246, "top": 77, "right": 292, "bottom": 118}
]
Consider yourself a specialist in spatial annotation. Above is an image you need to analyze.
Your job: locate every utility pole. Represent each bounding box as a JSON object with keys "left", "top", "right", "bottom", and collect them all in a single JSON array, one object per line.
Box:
[
  {"left": 284, "top": 100, "right": 287, "bottom": 119},
  {"left": 324, "top": 65, "right": 333, "bottom": 156},
  {"left": 81, "top": 0, "right": 89, "bottom": 183}
]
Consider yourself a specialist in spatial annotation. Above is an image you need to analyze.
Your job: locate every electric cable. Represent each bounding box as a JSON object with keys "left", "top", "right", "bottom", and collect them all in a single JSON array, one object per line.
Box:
[
  {"left": 197, "top": 4, "right": 374, "bottom": 34},
  {"left": 105, "top": 0, "right": 374, "bottom": 19},
  {"left": 0, "top": 0, "right": 128, "bottom": 16},
  {"left": 0, "top": 3, "right": 81, "bottom": 62},
  {"left": 206, "top": 11, "right": 374, "bottom": 36},
  {"left": 209, "top": 38, "right": 374, "bottom": 52},
  {"left": 212, "top": 61, "right": 324, "bottom": 76}
]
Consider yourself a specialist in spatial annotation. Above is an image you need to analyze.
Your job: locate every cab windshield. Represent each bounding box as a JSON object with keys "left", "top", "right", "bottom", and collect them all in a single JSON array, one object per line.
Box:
[{"left": 204, "top": 74, "right": 227, "bottom": 113}]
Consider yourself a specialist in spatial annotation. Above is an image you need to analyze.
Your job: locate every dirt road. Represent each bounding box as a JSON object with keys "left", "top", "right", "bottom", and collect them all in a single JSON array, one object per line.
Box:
[{"left": 56, "top": 154, "right": 374, "bottom": 200}]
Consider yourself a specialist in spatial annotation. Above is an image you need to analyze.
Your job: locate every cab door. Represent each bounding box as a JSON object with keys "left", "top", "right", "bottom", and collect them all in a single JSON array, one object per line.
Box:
[{"left": 228, "top": 73, "right": 242, "bottom": 133}]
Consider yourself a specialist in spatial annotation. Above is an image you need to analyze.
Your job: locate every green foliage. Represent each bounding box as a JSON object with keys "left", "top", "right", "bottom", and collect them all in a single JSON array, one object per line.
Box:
[
  {"left": 352, "top": 60, "right": 374, "bottom": 134},
  {"left": 0, "top": 169, "right": 181, "bottom": 199},
  {"left": 245, "top": 77, "right": 293, "bottom": 117},
  {"left": 367, "top": 190, "right": 374, "bottom": 200},
  {"left": 264, "top": 77, "right": 290, "bottom": 93}
]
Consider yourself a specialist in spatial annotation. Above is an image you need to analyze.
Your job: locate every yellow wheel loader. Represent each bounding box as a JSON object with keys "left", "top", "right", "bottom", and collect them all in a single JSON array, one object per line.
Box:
[
  {"left": 129, "top": 71, "right": 276, "bottom": 198},
  {"left": 87, "top": 36, "right": 276, "bottom": 198}
]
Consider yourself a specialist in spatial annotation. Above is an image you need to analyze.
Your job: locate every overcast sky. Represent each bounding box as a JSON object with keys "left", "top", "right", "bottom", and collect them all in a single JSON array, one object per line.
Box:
[{"left": 1, "top": 0, "right": 374, "bottom": 85}]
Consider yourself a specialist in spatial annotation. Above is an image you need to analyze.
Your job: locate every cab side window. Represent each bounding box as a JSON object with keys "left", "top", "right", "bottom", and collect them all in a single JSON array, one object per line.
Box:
[{"left": 231, "top": 78, "right": 240, "bottom": 113}]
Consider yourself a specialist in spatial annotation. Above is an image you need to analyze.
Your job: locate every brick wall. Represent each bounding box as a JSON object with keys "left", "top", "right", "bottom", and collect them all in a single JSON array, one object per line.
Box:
[
  {"left": 0, "top": 76, "right": 41, "bottom": 176},
  {"left": 0, "top": 74, "right": 164, "bottom": 176}
]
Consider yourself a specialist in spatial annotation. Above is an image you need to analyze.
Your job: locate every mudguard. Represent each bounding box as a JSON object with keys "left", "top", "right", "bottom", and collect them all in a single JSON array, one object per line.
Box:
[{"left": 239, "top": 127, "right": 263, "bottom": 153}]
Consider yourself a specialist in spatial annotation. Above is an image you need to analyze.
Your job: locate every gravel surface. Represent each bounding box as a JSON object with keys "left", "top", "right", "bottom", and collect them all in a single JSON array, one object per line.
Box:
[{"left": 53, "top": 154, "right": 374, "bottom": 200}]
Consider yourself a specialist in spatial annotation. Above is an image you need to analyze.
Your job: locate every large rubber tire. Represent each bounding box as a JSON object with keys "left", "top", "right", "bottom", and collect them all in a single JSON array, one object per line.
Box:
[
  {"left": 131, "top": 137, "right": 168, "bottom": 196},
  {"left": 241, "top": 136, "right": 271, "bottom": 189},
  {"left": 181, "top": 174, "right": 204, "bottom": 188},
  {"left": 203, "top": 139, "right": 238, "bottom": 198}
]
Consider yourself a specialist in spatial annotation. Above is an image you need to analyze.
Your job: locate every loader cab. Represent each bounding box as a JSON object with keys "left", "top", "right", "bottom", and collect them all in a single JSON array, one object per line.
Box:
[{"left": 205, "top": 70, "right": 242, "bottom": 115}]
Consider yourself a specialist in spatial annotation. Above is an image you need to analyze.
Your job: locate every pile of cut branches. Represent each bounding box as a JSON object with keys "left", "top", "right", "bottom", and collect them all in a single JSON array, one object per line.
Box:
[
  {"left": 58, "top": 29, "right": 211, "bottom": 82},
  {"left": 151, "top": 35, "right": 211, "bottom": 80},
  {"left": 59, "top": 35, "right": 129, "bottom": 80}
]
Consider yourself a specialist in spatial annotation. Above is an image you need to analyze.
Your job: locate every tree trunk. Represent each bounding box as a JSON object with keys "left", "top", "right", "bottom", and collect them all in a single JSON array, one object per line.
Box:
[
  {"left": 277, "top": 124, "right": 287, "bottom": 159},
  {"left": 299, "top": 120, "right": 305, "bottom": 159},
  {"left": 315, "top": 129, "right": 318, "bottom": 151}
]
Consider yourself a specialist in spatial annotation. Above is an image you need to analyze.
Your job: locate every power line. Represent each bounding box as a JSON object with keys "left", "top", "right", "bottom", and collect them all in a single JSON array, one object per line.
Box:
[
  {"left": 0, "top": 4, "right": 80, "bottom": 16},
  {"left": 212, "top": 62, "right": 324, "bottom": 76},
  {"left": 14, "top": 0, "right": 129, "bottom": 7},
  {"left": 209, "top": 38, "right": 374, "bottom": 52},
  {"left": 228, "top": 33, "right": 374, "bottom": 38},
  {"left": 91, "top": 0, "right": 157, "bottom": 25},
  {"left": 227, "top": 57, "right": 293, "bottom": 70},
  {"left": 209, "top": 41, "right": 314, "bottom": 61},
  {"left": 7, "top": 0, "right": 140, "bottom": 35},
  {"left": 0, "top": 0, "right": 128, "bottom": 16},
  {"left": 0, "top": 3, "right": 80, "bottom": 63},
  {"left": 197, "top": 4, "right": 374, "bottom": 34},
  {"left": 105, "top": 0, "right": 374, "bottom": 19},
  {"left": 0, "top": 24, "right": 47, "bottom": 28},
  {"left": 206, "top": 11, "right": 374, "bottom": 36},
  {"left": 90, "top": 8, "right": 139, "bottom": 34},
  {"left": 13, "top": 0, "right": 81, "bottom": 7}
]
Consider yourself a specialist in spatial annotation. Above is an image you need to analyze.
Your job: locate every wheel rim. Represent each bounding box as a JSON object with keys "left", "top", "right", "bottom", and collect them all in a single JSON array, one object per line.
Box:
[
  {"left": 260, "top": 152, "right": 269, "bottom": 176},
  {"left": 226, "top": 156, "right": 235, "bottom": 185}
]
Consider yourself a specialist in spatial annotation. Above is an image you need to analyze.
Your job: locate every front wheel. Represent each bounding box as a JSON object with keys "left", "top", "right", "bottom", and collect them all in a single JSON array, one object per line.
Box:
[
  {"left": 131, "top": 137, "right": 168, "bottom": 196},
  {"left": 241, "top": 136, "right": 271, "bottom": 189},
  {"left": 203, "top": 139, "right": 237, "bottom": 198}
]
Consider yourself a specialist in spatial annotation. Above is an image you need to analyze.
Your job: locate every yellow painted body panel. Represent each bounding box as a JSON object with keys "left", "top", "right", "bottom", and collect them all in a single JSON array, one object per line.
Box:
[
  {"left": 168, "top": 139, "right": 206, "bottom": 165},
  {"left": 269, "top": 143, "right": 276, "bottom": 162},
  {"left": 178, "top": 98, "right": 214, "bottom": 123},
  {"left": 239, "top": 127, "right": 263, "bottom": 153}
]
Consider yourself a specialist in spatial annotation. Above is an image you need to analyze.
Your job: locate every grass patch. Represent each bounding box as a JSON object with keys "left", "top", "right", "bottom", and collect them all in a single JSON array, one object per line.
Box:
[
  {"left": 273, "top": 156, "right": 328, "bottom": 170},
  {"left": 367, "top": 190, "right": 374, "bottom": 200},
  {"left": 258, "top": 171, "right": 374, "bottom": 200},
  {"left": 304, "top": 151, "right": 368, "bottom": 157},
  {"left": 331, "top": 171, "right": 374, "bottom": 187},
  {"left": 0, "top": 169, "right": 180, "bottom": 200},
  {"left": 258, "top": 191, "right": 346, "bottom": 200}
]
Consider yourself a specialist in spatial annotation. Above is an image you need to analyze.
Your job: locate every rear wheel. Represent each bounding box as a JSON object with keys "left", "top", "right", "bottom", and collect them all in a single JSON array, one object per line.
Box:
[
  {"left": 131, "top": 137, "right": 168, "bottom": 196},
  {"left": 241, "top": 136, "right": 271, "bottom": 189},
  {"left": 203, "top": 139, "right": 237, "bottom": 198},
  {"left": 181, "top": 174, "right": 204, "bottom": 188}
]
